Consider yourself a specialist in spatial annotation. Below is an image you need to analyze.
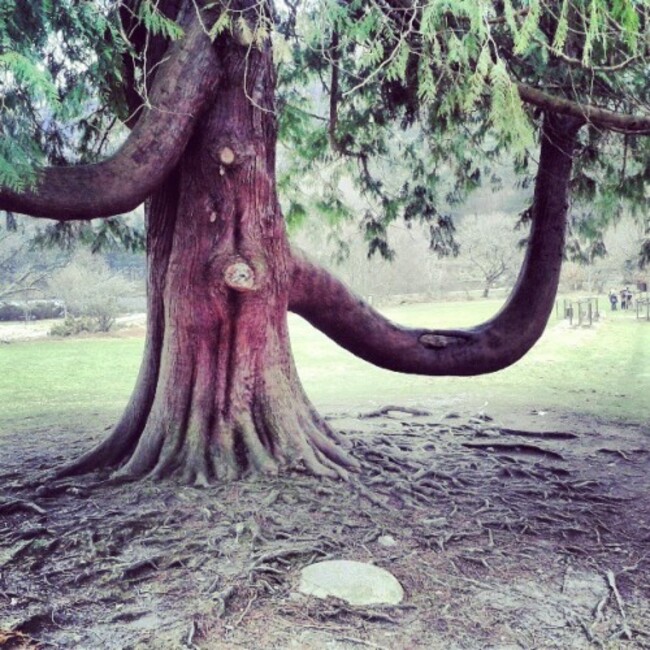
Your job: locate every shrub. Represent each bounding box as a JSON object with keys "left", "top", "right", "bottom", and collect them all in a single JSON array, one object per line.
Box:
[
  {"left": 49, "top": 316, "right": 99, "bottom": 337},
  {"left": 48, "top": 251, "right": 134, "bottom": 334},
  {"left": 0, "top": 302, "right": 25, "bottom": 321},
  {"left": 0, "top": 300, "right": 66, "bottom": 322}
]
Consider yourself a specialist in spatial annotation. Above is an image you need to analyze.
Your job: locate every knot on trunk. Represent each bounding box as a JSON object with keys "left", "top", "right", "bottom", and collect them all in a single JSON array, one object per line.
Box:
[
  {"left": 224, "top": 260, "right": 256, "bottom": 292},
  {"left": 419, "top": 332, "right": 470, "bottom": 349},
  {"left": 212, "top": 142, "right": 255, "bottom": 176}
]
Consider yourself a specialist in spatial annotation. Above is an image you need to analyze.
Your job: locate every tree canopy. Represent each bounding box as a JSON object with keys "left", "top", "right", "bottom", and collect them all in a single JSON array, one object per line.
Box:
[
  {"left": 276, "top": 0, "right": 650, "bottom": 260},
  {"left": 3, "top": 1, "right": 649, "bottom": 233}
]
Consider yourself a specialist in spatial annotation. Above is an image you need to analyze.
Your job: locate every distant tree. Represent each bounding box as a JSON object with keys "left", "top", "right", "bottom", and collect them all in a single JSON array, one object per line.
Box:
[
  {"left": 47, "top": 250, "right": 134, "bottom": 332},
  {"left": 458, "top": 214, "right": 525, "bottom": 298},
  {"left": 0, "top": 212, "right": 65, "bottom": 301},
  {"left": 0, "top": 1, "right": 648, "bottom": 484},
  {"left": 604, "top": 217, "right": 650, "bottom": 286},
  {"left": 562, "top": 213, "right": 649, "bottom": 293}
]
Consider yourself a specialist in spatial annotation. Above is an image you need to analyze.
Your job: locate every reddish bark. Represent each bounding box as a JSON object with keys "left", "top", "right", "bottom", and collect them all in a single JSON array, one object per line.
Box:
[
  {"left": 59, "top": 175, "right": 180, "bottom": 475},
  {"left": 61, "top": 31, "right": 359, "bottom": 483}
]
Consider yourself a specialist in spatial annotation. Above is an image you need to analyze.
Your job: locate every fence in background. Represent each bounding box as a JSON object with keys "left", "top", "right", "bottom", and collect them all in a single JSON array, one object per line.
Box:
[{"left": 557, "top": 297, "right": 600, "bottom": 327}]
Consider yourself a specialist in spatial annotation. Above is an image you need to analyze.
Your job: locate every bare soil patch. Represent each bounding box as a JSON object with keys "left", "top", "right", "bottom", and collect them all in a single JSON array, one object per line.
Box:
[
  {"left": 0, "top": 315, "right": 147, "bottom": 343},
  {"left": 1, "top": 408, "right": 649, "bottom": 649}
]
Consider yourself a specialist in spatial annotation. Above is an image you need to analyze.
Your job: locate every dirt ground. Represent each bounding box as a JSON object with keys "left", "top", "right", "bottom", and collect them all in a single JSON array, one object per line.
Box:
[{"left": 1, "top": 400, "right": 649, "bottom": 650}]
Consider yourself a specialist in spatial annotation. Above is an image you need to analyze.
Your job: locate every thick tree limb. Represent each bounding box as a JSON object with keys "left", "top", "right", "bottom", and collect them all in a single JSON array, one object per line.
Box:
[
  {"left": 289, "top": 113, "right": 581, "bottom": 376},
  {"left": 119, "top": 0, "right": 186, "bottom": 127},
  {"left": 0, "top": 9, "right": 220, "bottom": 220},
  {"left": 517, "top": 84, "right": 650, "bottom": 135}
]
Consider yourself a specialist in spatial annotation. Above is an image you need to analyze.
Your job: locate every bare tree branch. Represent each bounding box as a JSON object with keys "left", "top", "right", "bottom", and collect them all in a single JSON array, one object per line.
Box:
[
  {"left": 0, "top": 9, "right": 221, "bottom": 220},
  {"left": 517, "top": 84, "right": 650, "bottom": 135},
  {"left": 289, "top": 113, "right": 581, "bottom": 375}
]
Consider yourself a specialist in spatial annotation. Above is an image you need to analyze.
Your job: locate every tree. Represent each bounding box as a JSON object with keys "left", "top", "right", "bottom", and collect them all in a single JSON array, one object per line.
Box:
[
  {"left": 0, "top": 212, "right": 65, "bottom": 302},
  {"left": 48, "top": 250, "right": 134, "bottom": 332},
  {"left": 606, "top": 218, "right": 650, "bottom": 286},
  {"left": 1, "top": 1, "right": 648, "bottom": 484},
  {"left": 458, "top": 214, "right": 525, "bottom": 298}
]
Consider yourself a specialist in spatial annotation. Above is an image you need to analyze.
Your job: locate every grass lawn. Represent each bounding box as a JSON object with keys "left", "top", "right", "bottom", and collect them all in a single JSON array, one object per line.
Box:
[
  {"left": 0, "top": 337, "right": 145, "bottom": 434},
  {"left": 0, "top": 298, "right": 648, "bottom": 436}
]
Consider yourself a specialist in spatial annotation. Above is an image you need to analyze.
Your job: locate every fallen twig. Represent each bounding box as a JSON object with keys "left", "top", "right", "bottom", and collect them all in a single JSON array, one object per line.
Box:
[
  {"left": 214, "top": 585, "right": 236, "bottom": 618},
  {"left": 0, "top": 499, "right": 47, "bottom": 516},
  {"left": 335, "top": 635, "right": 391, "bottom": 650},
  {"left": 185, "top": 620, "right": 199, "bottom": 649},
  {"left": 593, "top": 590, "right": 610, "bottom": 622},
  {"left": 232, "top": 592, "right": 257, "bottom": 627},
  {"left": 606, "top": 570, "right": 632, "bottom": 638}
]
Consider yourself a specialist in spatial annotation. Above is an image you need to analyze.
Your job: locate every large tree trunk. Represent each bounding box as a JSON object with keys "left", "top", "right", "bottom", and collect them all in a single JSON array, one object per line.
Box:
[
  {"left": 53, "top": 10, "right": 581, "bottom": 485},
  {"left": 61, "top": 36, "right": 357, "bottom": 485}
]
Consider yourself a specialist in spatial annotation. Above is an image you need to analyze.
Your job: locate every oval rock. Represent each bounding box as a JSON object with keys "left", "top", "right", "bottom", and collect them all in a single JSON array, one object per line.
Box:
[{"left": 298, "top": 560, "right": 404, "bottom": 606}]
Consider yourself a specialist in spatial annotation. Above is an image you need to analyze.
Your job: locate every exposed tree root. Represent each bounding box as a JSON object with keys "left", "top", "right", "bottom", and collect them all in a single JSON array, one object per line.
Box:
[
  {"left": 360, "top": 405, "right": 433, "bottom": 419},
  {"left": 2, "top": 409, "right": 650, "bottom": 648},
  {"left": 62, "top": 375, "right": 359, "bottom": 486}
]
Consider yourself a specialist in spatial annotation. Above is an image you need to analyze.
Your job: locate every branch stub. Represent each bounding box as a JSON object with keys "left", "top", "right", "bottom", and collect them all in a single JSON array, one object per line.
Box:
[
  {"left": 224, "top": 261, "right": 255, "bottom": 292},
  {"left": 419, "top": 333, "right": 461, "bottom": 349},
  {"left": 219, "top": 147, "right": 236, "bottom": 166}
]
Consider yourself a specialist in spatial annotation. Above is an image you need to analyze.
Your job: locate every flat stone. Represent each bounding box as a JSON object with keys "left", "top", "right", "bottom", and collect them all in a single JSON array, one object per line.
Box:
[{"left": 298, "top": 560, "right": 404, "bottom": 606}]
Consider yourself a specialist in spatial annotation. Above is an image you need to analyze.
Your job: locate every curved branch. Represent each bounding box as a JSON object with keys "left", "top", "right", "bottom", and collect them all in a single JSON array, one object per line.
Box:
[
  {"left": 289, "top": 113, "right": 581, "bottom": 376},
  {"left": 517, "top": 84, "right": 650, "bottom": 135},
  {"left": 118, "top": 0, "right": 186, "bottom": 127},
  {"left": 0, "top": 9, "right": 220, "bottom": 220}
]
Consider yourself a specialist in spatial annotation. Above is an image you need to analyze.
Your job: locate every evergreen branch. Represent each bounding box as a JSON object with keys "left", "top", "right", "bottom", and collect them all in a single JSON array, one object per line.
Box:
[{"left": 533, "top": 35, "right": 642, "bottom": 72}]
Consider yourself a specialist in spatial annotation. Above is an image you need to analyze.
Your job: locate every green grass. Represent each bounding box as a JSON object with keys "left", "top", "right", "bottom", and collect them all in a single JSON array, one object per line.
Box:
[
  {"left": 1, "top": 299, "right": 648, "bottom": 436},
  {"left": 0, "top": 337, "right": 144, "bottom": 433}
]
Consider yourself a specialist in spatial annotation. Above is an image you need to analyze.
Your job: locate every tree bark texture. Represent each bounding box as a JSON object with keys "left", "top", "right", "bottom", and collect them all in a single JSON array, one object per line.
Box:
[{"left": 61, "top": 33, "right": 359, "bottom": 484}]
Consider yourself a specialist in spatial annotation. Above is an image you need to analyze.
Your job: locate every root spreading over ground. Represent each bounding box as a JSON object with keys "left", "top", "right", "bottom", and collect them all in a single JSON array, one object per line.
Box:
[{"left": 1, "top": 408, "right": 649, "bottom": 649}]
